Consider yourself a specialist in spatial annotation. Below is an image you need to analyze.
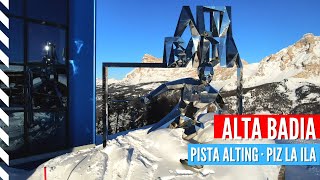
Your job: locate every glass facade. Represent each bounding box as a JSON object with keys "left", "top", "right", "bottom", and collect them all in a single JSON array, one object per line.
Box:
[
  {"left": 26, "top": 0, "right": 67, "bottom": 25},
  {"left": 1, "top": 0, "right": 69, "bottom": 159},
  {"left": 27, "top": 23, "right": 66, "bottom": 64}
]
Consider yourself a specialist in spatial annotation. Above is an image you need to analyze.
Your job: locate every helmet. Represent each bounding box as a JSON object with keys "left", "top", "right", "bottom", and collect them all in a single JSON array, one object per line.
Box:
[{"left": 198, "top": 63, "right": 214, "bottom": 84}]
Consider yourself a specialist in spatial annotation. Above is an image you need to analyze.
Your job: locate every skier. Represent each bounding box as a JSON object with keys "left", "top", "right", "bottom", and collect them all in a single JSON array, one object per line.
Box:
[{"left": 141, "top": 62, "right": 225, "bottom": 139}]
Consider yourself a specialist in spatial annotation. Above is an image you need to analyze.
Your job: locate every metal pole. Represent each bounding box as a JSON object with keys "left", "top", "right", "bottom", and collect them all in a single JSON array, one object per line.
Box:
[{"left": 102, "top": 66, "right": 108, "bottom": 147}]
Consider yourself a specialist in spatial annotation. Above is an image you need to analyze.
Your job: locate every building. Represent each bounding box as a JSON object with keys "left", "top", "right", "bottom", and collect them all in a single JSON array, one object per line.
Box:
[{"left": 1, "top": 0, "right": 96, "bottom": 160}]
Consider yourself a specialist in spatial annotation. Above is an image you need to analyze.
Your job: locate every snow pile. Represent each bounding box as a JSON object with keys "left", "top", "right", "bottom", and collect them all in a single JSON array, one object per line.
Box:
[{"left": 28, "top": 113, "right": 280, "bottom": 180}]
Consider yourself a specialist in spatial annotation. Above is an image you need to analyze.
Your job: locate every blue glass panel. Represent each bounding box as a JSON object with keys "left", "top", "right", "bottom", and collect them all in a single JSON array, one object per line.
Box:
[
  {"left": 27, "top": 0, "right": 67, "bottom": 25},
  {"left": 8, "top": 18, "right": 24, "bottom": 64},
  {"left": 0, "top": 112, "right": 26, "bottom": 159},
  {"left": 28, "top": 23, "right": 66, "bottom": 64},
  {"left": 28, "top": 112, "right": 67, "bottom": 154}
]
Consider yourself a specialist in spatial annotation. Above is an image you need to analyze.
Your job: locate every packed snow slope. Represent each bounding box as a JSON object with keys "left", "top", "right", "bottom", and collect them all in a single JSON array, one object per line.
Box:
[{"left": 28, "top": 113, "right": 279, "bottom": 180}]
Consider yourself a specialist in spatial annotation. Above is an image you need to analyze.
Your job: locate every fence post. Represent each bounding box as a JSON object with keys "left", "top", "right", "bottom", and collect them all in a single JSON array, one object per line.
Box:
[{"left": 102, "top": 65, "right": 108, "bottom": 147}]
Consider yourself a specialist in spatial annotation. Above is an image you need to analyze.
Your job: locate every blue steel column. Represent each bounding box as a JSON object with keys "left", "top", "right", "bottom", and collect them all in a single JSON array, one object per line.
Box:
[{"left": 68, "top": 0, "right": 96, "bottom": 146}]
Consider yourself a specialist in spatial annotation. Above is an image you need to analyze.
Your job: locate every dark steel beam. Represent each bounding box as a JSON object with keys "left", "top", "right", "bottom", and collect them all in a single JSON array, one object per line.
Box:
[{"left": 102, "top": 66, "right": 108, "bottom": 147}]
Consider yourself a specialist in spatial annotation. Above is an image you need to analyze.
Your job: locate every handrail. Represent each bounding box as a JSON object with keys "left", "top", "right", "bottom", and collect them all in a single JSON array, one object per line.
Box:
[{"left": 101, "top": 62, "right": 169, "bottom": 147}]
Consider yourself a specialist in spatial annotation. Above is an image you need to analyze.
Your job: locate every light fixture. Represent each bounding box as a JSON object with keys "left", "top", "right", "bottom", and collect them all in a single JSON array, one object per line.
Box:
[{"left": 44, "top": 45, "right": 50, "bottom": 51}]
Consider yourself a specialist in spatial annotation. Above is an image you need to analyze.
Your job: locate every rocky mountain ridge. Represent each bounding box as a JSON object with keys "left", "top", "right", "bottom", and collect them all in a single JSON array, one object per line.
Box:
[
  {"left": 96, "top": 33, "right": 320, "bottom": 134},
  {"left": 97, "top": 33, "right": 320, "bottom": 89}
]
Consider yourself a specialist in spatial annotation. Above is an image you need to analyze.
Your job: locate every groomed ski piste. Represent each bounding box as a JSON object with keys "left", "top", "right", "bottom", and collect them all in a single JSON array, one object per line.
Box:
[{"left": 9, "top": 113, "right": 280, "bottom": 180}]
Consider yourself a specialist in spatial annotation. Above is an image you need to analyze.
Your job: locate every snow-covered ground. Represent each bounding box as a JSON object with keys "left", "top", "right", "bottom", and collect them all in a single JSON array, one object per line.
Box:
[{"left": 23, "top": 113, "right": 280, "bottom": 180}]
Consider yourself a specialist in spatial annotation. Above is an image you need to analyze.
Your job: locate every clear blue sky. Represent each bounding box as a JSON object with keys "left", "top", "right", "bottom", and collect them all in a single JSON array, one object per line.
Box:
[{"left": 97, "top": 0, "right": 320, "bottom": 79}]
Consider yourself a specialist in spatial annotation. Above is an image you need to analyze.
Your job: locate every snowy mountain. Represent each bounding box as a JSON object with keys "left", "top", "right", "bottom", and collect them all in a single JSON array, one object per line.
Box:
[
  {"left": 240, "top": 33, "right": 320, "bottom": 89},
  {"left": 97, "top": 33, "right": 320, "bottom": 89},
  {"left": 221, "top": 33, "right": 320, "bottom": 114},
  {"left": 96, "top": 33, "right": 320, "bottom": 134},
  {"left": 96, "top": 33, "right": 320, "bottom": 92}
]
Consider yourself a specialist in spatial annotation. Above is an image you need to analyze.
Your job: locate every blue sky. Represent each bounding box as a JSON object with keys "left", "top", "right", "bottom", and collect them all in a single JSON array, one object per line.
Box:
[{"left": 96, "top": 0, "right": 320, "bottom": 79}]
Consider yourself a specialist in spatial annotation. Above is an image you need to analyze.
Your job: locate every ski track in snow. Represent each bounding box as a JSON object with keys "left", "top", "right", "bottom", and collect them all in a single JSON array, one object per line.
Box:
[{"left": 107, "top": 131, "right": 161, "bottom": 180}]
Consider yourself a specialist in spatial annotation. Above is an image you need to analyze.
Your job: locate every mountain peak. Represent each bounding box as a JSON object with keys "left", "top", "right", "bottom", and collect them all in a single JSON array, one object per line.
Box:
[
  {"left": 248, "top": 33, "right": 320, "bottom": 87},
  {"left": 303, "top": 33, "right": 315, "bottom": 38},
  {"left": 142, "top": 54, "right": 162, "bottom": 63},
  {"left": 293, "top": 33, "right": 319, "bottom": 49}
]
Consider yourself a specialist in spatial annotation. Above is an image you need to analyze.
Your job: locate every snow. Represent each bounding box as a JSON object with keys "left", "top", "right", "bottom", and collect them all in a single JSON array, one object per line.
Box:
[
  {"left": 139, "top": 82, "right": 163, "bottom": 90},
  {"left": 299, "top": 94, "right": 320, "bottom": 104},
  {"left": 26, "top": 148, "right": 108, "bottom": 180},
  {"left": 96, "top": 78, "right": 119, "bottom": 86},
  {"left": 24, "top": 113, "right": 280, "bottom": 180},
  {"left": 314, "top": 41, "right": 320, "bottom": 57},
  {"left": 175, "top": 169, "right": 194, "bottom": 175}
]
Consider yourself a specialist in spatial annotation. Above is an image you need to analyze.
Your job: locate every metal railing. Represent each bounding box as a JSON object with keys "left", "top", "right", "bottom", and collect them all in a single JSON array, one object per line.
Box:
[
  {"left": 101, "top": 62, "right": 243, "bottom": 147},
  {"left": 102, "top": 62, "right": 167, "bottom": 147}
]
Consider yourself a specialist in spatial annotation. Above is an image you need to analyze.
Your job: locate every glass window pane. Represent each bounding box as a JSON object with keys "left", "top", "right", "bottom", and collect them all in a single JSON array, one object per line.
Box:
[
  {"left": 28, "top": 68, "right": 68, "bottom": 110},
  {"left": 0, "top": 112, "right": 26, "bottom": 159},
  {"left": 11, "top": 0, "right": 23, "bottom": 16},
  {"left": 28, "top": 23, "right": 66, "bottom": 64},
  {"left": 9, "top": 18, "right": 24, "bottom": 64},
  {"left": 0, "top": 65, "right": 25, "bottom": 110},
  {"left": 28, "top": 112, "right": 67, "bottom": 154},
  {"left": 27, "top": 0, "right": 67, "bottom": 25}
]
